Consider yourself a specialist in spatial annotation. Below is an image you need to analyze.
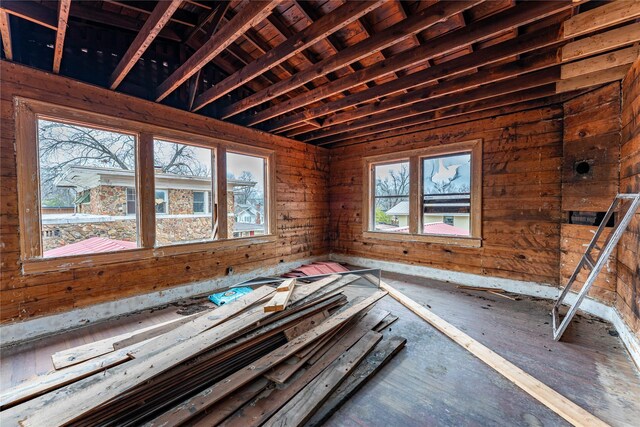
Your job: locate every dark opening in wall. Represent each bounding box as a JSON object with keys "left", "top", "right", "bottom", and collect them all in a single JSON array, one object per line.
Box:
[
  {"left": 568, "top": 211, "right": 615, "bottom": 227},
  {"left": 575, "top": 161, "right": 591, "bottom": 175}
]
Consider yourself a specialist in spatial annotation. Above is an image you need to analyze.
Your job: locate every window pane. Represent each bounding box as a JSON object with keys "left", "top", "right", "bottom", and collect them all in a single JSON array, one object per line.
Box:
[
  {"left": 193, "top": 191, "right": 205, "bottom": 213},
  {"left": 227, "top": 152, "right": 266, "bottom": 239},
  {"left": 126, "top": 188, "right": 136, "bottom": 215},
  {"left": 372, "top": 161, "right": 409, "bottom": 232},
  {"left": 422, "top": 153, "right": 471, "bottom": 236},
  {"left": 153, "top": 139, "right": 214, "bottom": 245},
  {"left": 38, "top": 119, "right": 139, "bottom": 258},
  {"left": 374, "top": 196, "right": 410, "bottom": 233}
]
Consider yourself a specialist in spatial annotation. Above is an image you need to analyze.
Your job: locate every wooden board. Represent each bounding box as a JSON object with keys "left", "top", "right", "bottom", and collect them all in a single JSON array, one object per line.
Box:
[
  {"left": 276, "top": 278, "right": 296, "bottom": 292},
  {"left": 264, "top": 279, "right": 297, "bottom": 312},
  {"left": 379, "top": 280, "right": 609, "bottom": 427},
  {"left": 305, "top": 336, "right": 407, "bottom": 427},
  {"left": 265, "top": 330, "right": 383, "bottom": 426},
  {"left": 51, "top": 313, "right": 200, "bottom": 369}
]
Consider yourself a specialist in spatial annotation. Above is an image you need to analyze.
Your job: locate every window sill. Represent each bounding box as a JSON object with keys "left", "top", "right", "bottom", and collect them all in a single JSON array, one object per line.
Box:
[
  {"left": 363, "top": 231, "right": 482, "bottom": 248},
  {"left": 21, "top": 235, "right": 277, "bottom": 275}
]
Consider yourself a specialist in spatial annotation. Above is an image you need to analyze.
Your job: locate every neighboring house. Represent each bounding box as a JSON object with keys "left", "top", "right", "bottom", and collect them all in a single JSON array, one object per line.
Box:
[
  {"left": 383, "top": 194, "right": 471, "bottom": 235},
  {"left": 234, "top": 203, "right": 263, "bottom": 224},
  {"left": 42, "top": 165, "right": 261, "bottom": 251}
]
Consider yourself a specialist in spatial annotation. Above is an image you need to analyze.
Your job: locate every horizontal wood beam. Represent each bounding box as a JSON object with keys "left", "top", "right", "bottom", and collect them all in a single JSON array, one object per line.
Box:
[
  {"left": 109, "top": 0, "right": 182, "bottom": 89},
  {"left": 304, "top": 67, "right": 561, "bottom": 144},
  {"left": 191, "top": 0, "right": 386, "bottom": 112},
  {"left": 0, "top": 0, "right": 57, "bottom": 30},
  {"left": 219, "top": 0, "right": 481, "bottom": 120},
  {"left": 284, "top": 24, "right": 564, "bottom": 135},
  {"left": 52, "top": 0, "right": 71, "bottom": 74},
  {"left": 562, "top": 22, "right": 640, "bottom": 62},
  {"left": 556, "top": 63, "right": 631, "bottom": 92},
  {"left": 318, "top": 84, "right": 558, "bottom": 147},
  {"left": 258, "top": 0, "right": 577, "bottom": 132},
  {"left": 155, "top": 0, "right": 278, "bottom": 102},
  {"left": 563, "top": 0, "right": 640, "bottom": 38},
  {"left": 0, "top": 10, "right": 11, "bottom": 61},
  {"left": 561, "top": 45, "right": 640, "bottom": 79},
  {"left": 325, "top": 88, "right": 582, "bottom": 148},
  {"left": 314, "top": 51, "right": 560, "bottom": 132},
  {"left": 68, "top": 3, "right": 182, "bottom": 42}
]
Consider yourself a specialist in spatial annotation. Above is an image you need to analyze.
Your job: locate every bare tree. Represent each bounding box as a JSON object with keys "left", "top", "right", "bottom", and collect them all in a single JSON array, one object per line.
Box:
[
  {"left": 234, "top": 171, "right": 259, "bottom": 205},
  {"left": 38, "top": 121, "right": 210, "bottom": 205},
  {"left": 375, "top": 163, "right": 409, "bottom": 211}
]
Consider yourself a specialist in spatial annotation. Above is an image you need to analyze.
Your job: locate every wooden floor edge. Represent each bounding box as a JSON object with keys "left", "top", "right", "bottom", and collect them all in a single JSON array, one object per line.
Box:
[{"left": 379, "top": 280, "right": 610, "bottom": 427}]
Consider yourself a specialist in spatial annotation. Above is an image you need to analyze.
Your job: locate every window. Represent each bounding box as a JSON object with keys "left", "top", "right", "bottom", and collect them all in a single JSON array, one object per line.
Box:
[
  {"left": 126, "top": 188, "right": 136, "bottom": 214},
  {"left": 227, "top": 152, "right": 267, "bottom": 239},
  {"left": 155, "top": 190, "right": 168, "bottom": 214},
  {"left": 372, "top": 161, "right": 410, "bottom": 233},
  {"left": 37, "top": 118, "right": 139, "bottom": 258},
  {"left": 153, "top": 139, "right": 215, "bottom": 245},
  {"left": 422, "top": 153, "right": 471, "bottom": 237},
  {"left": 364, "top": 140, "right": 482, "bottom": 247},
  {"left": 193, "top": 191, "right": 207, "bottom": 214},
  {"left": 16, "top": 99, "right": 275, "bottom": 272}
]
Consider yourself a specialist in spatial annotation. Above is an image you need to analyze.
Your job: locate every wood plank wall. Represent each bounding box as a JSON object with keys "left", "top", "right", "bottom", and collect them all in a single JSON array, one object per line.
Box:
[
  {"left": 0, "top": 62, "right": 330, "bottom": 323},
  {"left": 328, "top": 104, "right": 565, "bottom": 285},
  {"left": 618, "top": 57, "right": 640, "bottom": 335},
  {"left": 560, "top": 82, "right": 621, "bottom": 303}
]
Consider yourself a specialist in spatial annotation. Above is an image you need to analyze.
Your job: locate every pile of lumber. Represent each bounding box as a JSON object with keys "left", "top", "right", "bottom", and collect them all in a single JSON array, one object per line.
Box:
[{"left": 1, "top": 274, "right": 405, "bottom": 426}]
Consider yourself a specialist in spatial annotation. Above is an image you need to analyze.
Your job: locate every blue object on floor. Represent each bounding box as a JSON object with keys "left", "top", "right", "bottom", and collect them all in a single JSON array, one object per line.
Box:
[{"left": 208, "top": 287, "right": 253, "bottom": 306}]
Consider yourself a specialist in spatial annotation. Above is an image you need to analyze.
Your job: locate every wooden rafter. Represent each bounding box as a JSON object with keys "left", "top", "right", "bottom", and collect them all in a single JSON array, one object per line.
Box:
[
  {"left": 561, "top": 22, "right": 640, "bottom": 62},
  {"left": 222, "top": 0, "right": 480, "bottom": 122},
  {"left": 262, "top": 1, "right": 576, "bottom": 133},
  {"left": 284, "top": 24, "right": 564, "bottom": 135},
  {"left": 563, "top": 0, "right": 640, "bottom": 38},
  {"left": 303, "top": 67, "right": 561, "bottom": 144},
  {"left": 0, "top": 0, "right": 57, "bottom": 30},
  {"left": 191, "top": 0, "right": 386, "bottom": 112},
  {"left": 155, "top": 0, "right": 278, "bottom": 102},
  {"left": 109, "top": 0, "right": 182, "bottom": 89},
  {"left": 0, "top": 10, "right": 11, "bottom": 61},
  {"left": 52, "top": 0, "right": 71, "bottom": 74}
]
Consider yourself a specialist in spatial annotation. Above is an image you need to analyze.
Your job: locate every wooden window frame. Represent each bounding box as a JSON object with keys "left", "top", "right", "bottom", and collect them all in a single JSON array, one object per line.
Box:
[
  {"left": 362, "top": 140, "right": 482, "bottom": 248},
  {"left": 225, "top": 148, "right": 275, "bottom": 239},
  {"left": 15, "top": 98, "right": 276, "bottom": 275}
]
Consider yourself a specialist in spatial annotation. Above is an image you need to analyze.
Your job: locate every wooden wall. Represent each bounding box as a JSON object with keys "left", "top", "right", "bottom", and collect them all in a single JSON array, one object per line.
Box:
[
  {"left": 618, "top": 58, "right": 640, "bottom": 335},
  {"left": 0, "top": 62, "right": 330, "bottom": 323},
  {"left": 560, "top": 83, "right": 621, "bottom": 304},
  {"left": 328, "top": 104, "right": 565, "bottom": 286}
]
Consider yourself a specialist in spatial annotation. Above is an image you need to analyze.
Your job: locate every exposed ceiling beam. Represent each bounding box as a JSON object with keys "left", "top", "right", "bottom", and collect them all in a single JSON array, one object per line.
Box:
[
  {"left": 302, "top": 67, "right": 561, "bottom": 144},
  {"left": 0, "top": 0, "right": 57, "bottom": 30},
  {"left": 557, "top": 63, "right": 631, "bottom": 93},
  {"left": 561, "top": 45, "right": 640, "bottom": 79},
  {"left": 0, "top": 10, "right": 12, "bottom": 60},
  {"left": 279, "top": 23, "right": 564, "bottom": 134},
  {"left": 191, "top": 0, "right": 386, "bottom": 112},
  {"left": 561, "top": 22, "right": 640, "bottom": 62},
  {"left": 221, "top": 0, "right": 480, "bottom": 121},
  {"left": 324, "top": 86, "right": 582, "bottom": 148},
  {"left": 68, "top": 3, "right": 182, "bottom": 42},
  {"left": 183, "top": 0, "right": 228, "bottom": 46},
  {"left": 52, "top": 0, "right": 71, "bottom": 74},
  {"left": 104, "top": 0, "right": 196, "bottom": 28},
  {"left": 563, "top": 0, "right": 640, "bottom": 38},
  {"left": 109, "top": 0, "right": 182, "bottom": 89},
  {"left": 315, "top": 83, "right": 559, "bottom": 146},
  {"left": 155, "top": 0, "right": 278, "bottom": 102},
  {"left": 255, "top": 0, "right": 577, "bottom": 132}
]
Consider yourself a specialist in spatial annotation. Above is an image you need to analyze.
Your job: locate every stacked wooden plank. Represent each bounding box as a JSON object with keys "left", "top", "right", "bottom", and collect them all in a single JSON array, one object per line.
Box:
[{"left": 1, "top": 274, "right": 405, "bottom": 426}]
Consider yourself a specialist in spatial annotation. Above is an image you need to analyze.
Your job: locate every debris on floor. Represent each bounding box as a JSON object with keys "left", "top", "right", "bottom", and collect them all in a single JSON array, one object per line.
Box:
[{"left": 0, "top": 274, "right": 405, "bottom": 426}]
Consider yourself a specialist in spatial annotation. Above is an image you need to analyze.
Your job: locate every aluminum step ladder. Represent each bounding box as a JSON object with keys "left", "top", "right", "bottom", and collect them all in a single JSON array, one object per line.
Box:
[{"left": 552, "top": 193, "right": 640, "bottom": 341}]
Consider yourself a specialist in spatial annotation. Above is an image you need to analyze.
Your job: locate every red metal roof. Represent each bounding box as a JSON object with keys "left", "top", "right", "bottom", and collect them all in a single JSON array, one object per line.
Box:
[
  {"left": 44, "top": 237, "right": 137, "bottom": 258},
  {"left": 283, "top": 262, "right": 349, "bottom": 277}
]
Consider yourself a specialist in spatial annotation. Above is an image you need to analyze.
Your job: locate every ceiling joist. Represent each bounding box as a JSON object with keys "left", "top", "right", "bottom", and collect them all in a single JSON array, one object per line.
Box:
[
  {"left": 0, "top": 10, "right": 11, "bottom": 61},
  {"left": 155, "top": 0, "right": 278, "bottom": 102},
  {"left": 191, "top": 0, "right": 387, "bottom": 112},
  {"left": 109, "top": 0, "right": 182, "bottom": 89},
  {"left": 52, "top": 0, "right": 71, "bottom": 74},
  {"left": 562, "top": 0, "right": 640, "bottom": 38}
]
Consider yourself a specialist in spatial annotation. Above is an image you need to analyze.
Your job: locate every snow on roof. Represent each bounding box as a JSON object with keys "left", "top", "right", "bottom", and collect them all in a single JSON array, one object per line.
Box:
[{"left": 44, "top": 237, "right": 137, "bottom": 258}]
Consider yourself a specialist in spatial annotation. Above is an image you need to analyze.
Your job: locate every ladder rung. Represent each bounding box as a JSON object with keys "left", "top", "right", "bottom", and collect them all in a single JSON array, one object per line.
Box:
[{"left": 584, "top": 255, "right": 596, "bottom": 269}]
